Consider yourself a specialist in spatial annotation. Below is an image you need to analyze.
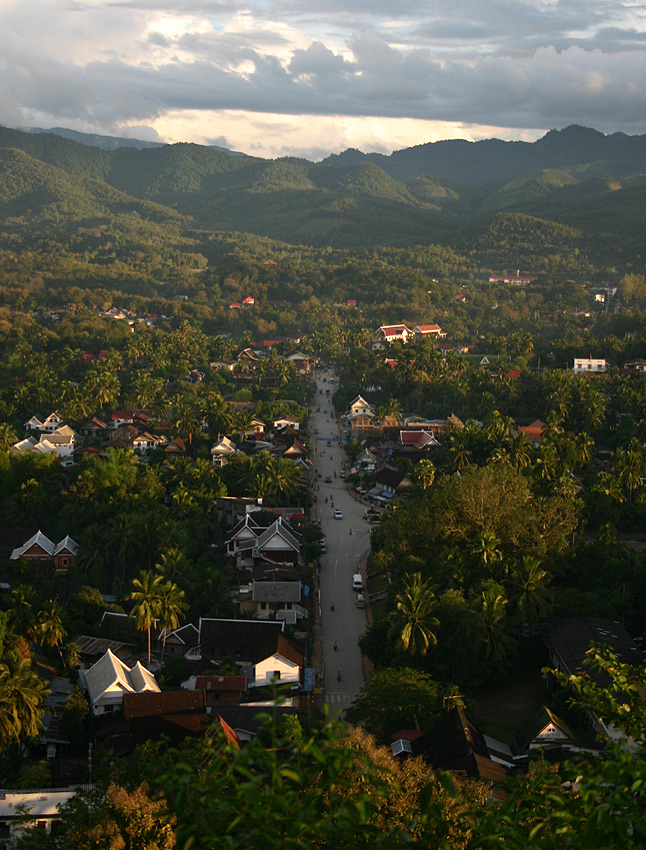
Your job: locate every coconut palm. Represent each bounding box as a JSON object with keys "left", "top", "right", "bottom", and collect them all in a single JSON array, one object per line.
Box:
[
  {"left": 478, "top": 586, "right": 509, "bottom": 662},
  {"left": 8, "top": 586, "right": 36, "bottom": 640},
  {"left": 388, "top": 573, "right": 439, "bottom": 658},
  {"left": 613, "top": 439, "right": 645, "bottom": 502},
  {"left": 36, "top": 599, "right": 67, "bottom": 662},
  {"left": 158, "top": 581, "right": 189, "bottom": 665},
  {"left": 509, "top": 556, "right": 552, "bottom": 628},
  {"left": 127, "top": 571, "right": 164, "bottom": 664},
  {"left": 0, "top": 422, "right": 18, "bottom": 452},
  {"left": 0, "top": 657, "right": 50, "bottom": 744}
]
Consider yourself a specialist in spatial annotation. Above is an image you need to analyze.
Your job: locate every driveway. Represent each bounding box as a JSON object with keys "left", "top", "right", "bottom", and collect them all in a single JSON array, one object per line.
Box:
[{"left": 310, "top": 368, "right": 370, "bottom": 714}]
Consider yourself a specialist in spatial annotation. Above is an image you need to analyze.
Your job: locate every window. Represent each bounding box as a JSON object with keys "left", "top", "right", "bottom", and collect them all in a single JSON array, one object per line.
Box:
[{"left": 272, "top": 671, "right": 281, "bottom": 680}]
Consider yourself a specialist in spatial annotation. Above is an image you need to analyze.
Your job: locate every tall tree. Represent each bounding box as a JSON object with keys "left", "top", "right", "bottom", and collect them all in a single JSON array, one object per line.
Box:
[
  {"left": 388, "top": 573, "right": 439, "bottom": 658},
  {"left": 127, "top": 571, "right": 164, "bottom": 664},
  {"left": 158, "top": 581, "right": 189, "bottom": 665}
]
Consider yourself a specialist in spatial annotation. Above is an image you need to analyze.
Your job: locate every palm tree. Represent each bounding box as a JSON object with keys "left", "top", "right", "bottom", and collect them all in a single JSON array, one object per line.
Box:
[
  {"left": 272, "top": 457, "right": 302, "bottom": 504},
  {"left": 478, "top": 586, "right": 509, "bottom": 662},
  {"left": 509, "top": 556, "right": 552, "bottom": 629},
  {"left": 36, "top": 600, "right": 67, "bottom": 663},
  {"left": 388, "top": 573, "right": 439, "bottom": 658},
  {"left": 8, "top": 586, "right": 36, "bottom": 640},
  {"left": 0, "top": 422, "right": 18, "bottom": 452},
  {"left": 172, "top": 398, "right": 201, "bottom": 445},
  {"left": 0, "top": 657, "right": 50, "bottom": 744},
  {"left": 470, "top": 532, "right": 503, "bottom": 578},
  {"left": 127, "top": 571, "right": 164, "bottom": 664},
  {"left": 155, "top": 546, "right": 189, "bottom": 584},
  {"left": 613, "top": 439, "right": 645, "bottom": 502},
  {"left": 158, "top": 582, "right": 189, "bottom": 665}
]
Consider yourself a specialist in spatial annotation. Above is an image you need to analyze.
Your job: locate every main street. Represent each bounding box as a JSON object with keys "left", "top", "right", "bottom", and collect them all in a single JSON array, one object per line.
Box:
[{"left": 310, "top": 368, "right": 371, "bottom": 714}]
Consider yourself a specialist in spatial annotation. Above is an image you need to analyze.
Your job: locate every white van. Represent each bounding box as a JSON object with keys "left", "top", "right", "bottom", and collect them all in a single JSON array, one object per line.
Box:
[{"left": 352, "top": 573, "right": 363, "bottom": 592}]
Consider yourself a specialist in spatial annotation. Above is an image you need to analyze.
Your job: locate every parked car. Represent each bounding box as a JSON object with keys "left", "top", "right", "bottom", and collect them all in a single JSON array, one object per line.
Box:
[
  {"left": 319, "top": 538, "right": 326, "bottom": 553},
  {"left": 356, "top": 593, "right": 365, "bottom": 609},
  {"left": 339, "top": 470, "right": 346, "bottom": 479},
  {"left": 334, "top": 509, "right": 343, "bottom": 520}
]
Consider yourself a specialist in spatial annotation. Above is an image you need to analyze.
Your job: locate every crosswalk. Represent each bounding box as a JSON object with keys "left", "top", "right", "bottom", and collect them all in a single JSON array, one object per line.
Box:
[{"left": 325, "top": 692, "right": 352, "bottom": 707}]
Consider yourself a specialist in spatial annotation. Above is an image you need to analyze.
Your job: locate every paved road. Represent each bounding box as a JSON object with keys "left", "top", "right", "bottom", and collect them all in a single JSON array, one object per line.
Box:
[{"left": 310, "top": 368, "right": 371, "bottom": 714}]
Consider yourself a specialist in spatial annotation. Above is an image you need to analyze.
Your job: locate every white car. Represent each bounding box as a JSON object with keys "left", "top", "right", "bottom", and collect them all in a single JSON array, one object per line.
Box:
[{"left": 334, "top": 509, "right": 343, "bottom": 520}]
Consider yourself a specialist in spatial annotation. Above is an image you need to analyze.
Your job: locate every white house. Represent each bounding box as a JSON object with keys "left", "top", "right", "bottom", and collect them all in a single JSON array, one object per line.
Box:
[
  {"left": 347, "top": 395, "right": 374, "bottom": 417},
  {"left": 23, "top": 411, "right": 63, "bottom": 433},
  {"left": 573, "top": 357, "right": 609, "bottom": 374},
  {"left": 253, "top": 633, "right": 303, "bottom": 687},
  {"left": 211, "top": 436, "right": 237, "bottom": 467},
  {"left": 39, "top": 425, "right": 77, "bottom": 459},
  {"left": 378, "top": 324, "right": 412, "bottom": 344},
  {"left": 83, "top": 648, "right": 160, "bottom": 715},
  {"left": 0, "top": 789, "right": 78, "bottom": 838}
]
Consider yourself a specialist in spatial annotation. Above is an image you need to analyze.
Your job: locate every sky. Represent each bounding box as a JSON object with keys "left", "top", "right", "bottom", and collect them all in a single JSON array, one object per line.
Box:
[{"left": 1, "top": 1, "right": 646, "bottom": 160}]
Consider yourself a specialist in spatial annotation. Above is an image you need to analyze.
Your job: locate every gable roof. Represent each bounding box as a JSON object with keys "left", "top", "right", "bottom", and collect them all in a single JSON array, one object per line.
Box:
[
  {"left": 413, "top": 708, "right": 507, "bottom": 782},
  {"left": 10, "top": 530, "right": 55, "bottom": 559},
  {"left": 85, "top": 648, "right": 160, "bottom": 705},
  {"left": 512, "top": 705, "right": 578, "bottom": 753},
  {"left": 254, "top": 518, "right": 301, "bottom": 552},
  {"left": 198, "top": 618, "right": 285, "bottom": 664}
]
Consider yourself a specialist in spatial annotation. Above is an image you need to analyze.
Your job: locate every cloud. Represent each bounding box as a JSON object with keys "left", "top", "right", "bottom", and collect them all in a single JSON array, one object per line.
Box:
[{"left": 0, "top": 0, "right": 645, "bottom": 157}]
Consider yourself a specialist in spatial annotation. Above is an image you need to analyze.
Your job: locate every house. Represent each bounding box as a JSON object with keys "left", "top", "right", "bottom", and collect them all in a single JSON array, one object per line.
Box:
[
  {"left": 391, "top": 708, "right": 510, "bottom": 793},
  {"left": 225, "top": 516, "right": 302, "bottom": 570},
  {"left": 347, "top": 396, "right": 374, "bottom": 417},
  {"left": 182, "top": 674, "right": 248, "bottom": 707},
  {"left": 0, "top": 789, "right": 78, "bottom": 839},
  {"left": 286, "top": 353, "right": 311, "bottom": 374},
  {"left": 412, "top": 324, "right": 445, "bottom": 337},
  {"left": 10, "top": 531, "right": 78, "bottom": 572},
  {"left": 156, "top": 623, "right": 199, "bottom": 658},
  {"left": 38, "top": 426, "right": 78, "bottom": 460},
  {"left": 78, "top": 416, "right": 108, "bottom": 438},
  {"left": 573, "top": 357, "right": 609, "bottom": 374},
  {"left": 399, "top": 430, "right": 440, "bottom": 450},
  {"left": 371, "top": 466, "right": 413, "bottom": 497},
  {"left": 517, "top": 419, "right": 547, "bottom": 444},
  {"left": 354, "top": 447, "right": 379, "bottom": 474},
  {"left": 211, "top": 436, "right": 237, "bottom": 467},
  {"left": 193, "top": 618, "right": 303, "bottom": 688},
  {"left": 246, "top": 579, "right": 307, "bottom": 623},
  {"left": 378, "top": 324, "right": 412, "bottom": 344},
  {"left": 24, "top": 411, "right": 63, "bottom": 434},
  {"left": 512, "top": 705, "right": 601, "bottom": 757},
  {"left": 543, "top": 616, "right": 645, "bottom": 741},
  {"left": 242, "top": 296, "right": 256, "bottom": 306},
  {"left": 83, "top": 648, "right": 160, "bottom": 716},
  {"left": 272, "top": 416, "right": 300, "bottom": 431},
  {"left": 72, "top": 635, "right": 136, "bottom": 668},
  {"left": 622, "top": 359, "right": 646, "bottom": 373}
]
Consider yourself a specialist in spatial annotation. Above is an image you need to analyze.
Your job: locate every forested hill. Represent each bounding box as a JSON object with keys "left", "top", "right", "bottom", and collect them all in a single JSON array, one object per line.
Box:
[
  {"left": 1, "top": 124, "right": 645, "bottom": 255},
  {"left": 322, "top": 125, "right": 646, "bottom": 182}
]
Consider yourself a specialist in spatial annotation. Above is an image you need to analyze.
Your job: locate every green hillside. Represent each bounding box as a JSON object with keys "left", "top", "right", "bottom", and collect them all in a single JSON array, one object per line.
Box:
[{"left": 0, "top": 148, "right": 188, "bottom": 227}]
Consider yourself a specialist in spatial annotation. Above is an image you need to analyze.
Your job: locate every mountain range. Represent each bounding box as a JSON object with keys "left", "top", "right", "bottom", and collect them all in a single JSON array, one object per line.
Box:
[{"left": 1, "top": 123, "right": 645, "bottom": 256}]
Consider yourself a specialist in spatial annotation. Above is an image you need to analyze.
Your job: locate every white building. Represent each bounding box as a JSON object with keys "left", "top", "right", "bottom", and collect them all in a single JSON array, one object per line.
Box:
[{"left": 573, "top": 357, "right": 609, "bottom": 374}]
